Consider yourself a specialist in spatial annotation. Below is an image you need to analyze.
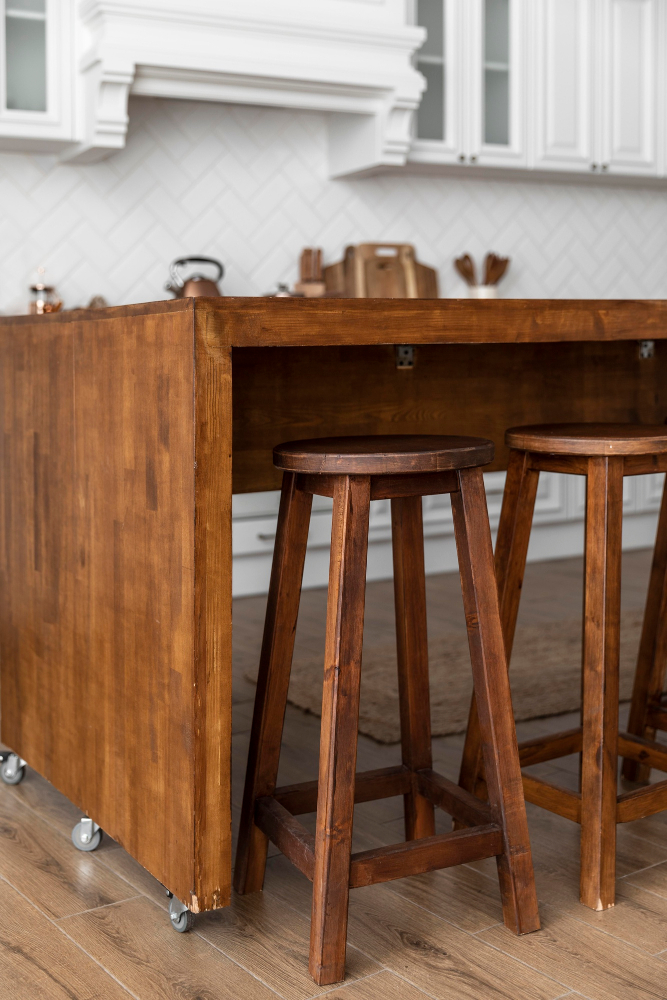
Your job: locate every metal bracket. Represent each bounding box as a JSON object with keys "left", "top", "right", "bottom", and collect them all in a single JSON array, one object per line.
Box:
[
  {"left": 395, "top": 345, "right": 415, "bottom": 369},
  {"left": 0, "top": 753, "right": 26, "bottom": 778},
  {"left": 639, "top": 340, "right": 655, "bottom": 360},
  {"left": 167, "top": 891, "right": 189, "bottom": 923},
  {"left": 78, "top": 817, "right": 100, "bottom": 845}
]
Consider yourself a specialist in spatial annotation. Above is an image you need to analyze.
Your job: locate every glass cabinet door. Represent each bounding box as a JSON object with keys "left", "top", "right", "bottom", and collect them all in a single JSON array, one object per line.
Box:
[
  {"left": 470, "top": 0, "right": 526, "bottom": 165},
  {"left": 4, "top": 0, "right": 47, "bottom": 113},
  {"left": 0, "top": 0, "right": 72, "bottom": 150},
  {"left": 415, "top": 0, "right": 445, "bottom": 141},
  {"left": 411, "top": 0, "right": 462, "bottom": 164},
  {"left": 410, "top": 0, "right": 525, "bottom": 167},
  {"left": 483, "top": 0, "right": 510, "bottom": 146}
]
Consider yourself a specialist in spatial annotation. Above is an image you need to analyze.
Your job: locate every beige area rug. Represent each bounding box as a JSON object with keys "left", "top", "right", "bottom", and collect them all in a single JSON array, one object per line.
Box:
[{"left": 245, "top": 610, "right": 644, "bottom": 743}]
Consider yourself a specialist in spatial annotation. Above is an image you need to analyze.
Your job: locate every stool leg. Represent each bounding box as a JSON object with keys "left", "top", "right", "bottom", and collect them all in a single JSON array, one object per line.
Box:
[
  {"left": 623, "top": 477, "right": 667, "bottom": 783},
  {"left": 391, "top": 495, "right": 436, "bottom": 840},
  {"left": 452, "top": 467, "right": 540, "bottom": 935},
  {"left": 310, "top": 475, "right": 370, "bottom": 986},
  {"left": 234, "top": 473, "right": 312, "bottom": 895},
  {"left": 459, "top": 449, "right": 539, "bottom": 798},
  {"left": 580, "top": 456, "right": 623, "bottom": 910}
]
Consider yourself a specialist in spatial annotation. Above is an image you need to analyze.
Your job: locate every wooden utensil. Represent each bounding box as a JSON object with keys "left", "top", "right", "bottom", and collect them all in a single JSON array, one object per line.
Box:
[
  {"left": 484, "top": 253, "right": 510, "bottom": 286},
  {"left": 295, "top": 248, "right": 327, "bottom": 297},
  {"left": 455, "top": 254, "right": 477, "bottom": 286}
]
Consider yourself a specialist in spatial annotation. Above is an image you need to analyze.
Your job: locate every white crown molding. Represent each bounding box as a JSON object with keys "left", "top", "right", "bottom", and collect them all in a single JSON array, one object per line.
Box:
[{"left": 64, "top": 0, "right": 425, "bottom": 173}]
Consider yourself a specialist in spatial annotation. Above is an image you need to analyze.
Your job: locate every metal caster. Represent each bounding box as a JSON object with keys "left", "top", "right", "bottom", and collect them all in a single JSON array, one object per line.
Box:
[
  {"left": 167, "top": 891, "right": 195, "bottom": 933},
  {"left": 0, "top": 753, "right": 26, "bottom": 785},
  {"left": 71, "top": 817, "right": 102, "bottom": 852}
]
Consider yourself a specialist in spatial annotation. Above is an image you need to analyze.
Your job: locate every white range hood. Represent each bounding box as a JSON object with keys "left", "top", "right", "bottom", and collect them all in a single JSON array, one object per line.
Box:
[{"left": 70, "top": 0, "right": 425, "bottom": 176}]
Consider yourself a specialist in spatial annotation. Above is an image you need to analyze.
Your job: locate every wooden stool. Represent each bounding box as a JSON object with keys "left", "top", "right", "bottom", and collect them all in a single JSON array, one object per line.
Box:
[
  {"left": 235, "top": 435, "right": 540, "bottom": 986},
  {"left": 459, "top": 423, "right": 667, "bottom": 913}
]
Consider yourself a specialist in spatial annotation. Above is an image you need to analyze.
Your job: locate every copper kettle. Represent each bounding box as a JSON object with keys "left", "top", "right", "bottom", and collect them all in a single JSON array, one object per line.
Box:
[{"left": 165, "top": 256, "right": 224, "bottom": 298}]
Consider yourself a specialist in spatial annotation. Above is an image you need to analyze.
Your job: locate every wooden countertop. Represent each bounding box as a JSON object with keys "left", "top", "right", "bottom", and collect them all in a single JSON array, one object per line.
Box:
[{"left": 2, "top": 297, "right": 667, "bottom": 347}]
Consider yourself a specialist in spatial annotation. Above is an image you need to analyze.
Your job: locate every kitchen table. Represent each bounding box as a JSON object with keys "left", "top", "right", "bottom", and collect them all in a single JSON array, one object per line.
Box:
[{"left": 1, "top": 296, "right": 666, "bottom": 914}]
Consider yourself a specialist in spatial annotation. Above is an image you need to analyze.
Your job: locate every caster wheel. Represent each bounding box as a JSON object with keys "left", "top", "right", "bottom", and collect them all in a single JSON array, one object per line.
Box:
[
  {"left": 171, "top": 909, "right": 195, "bottom": 933},
  {"left": 71, "top": 820, "right": 102, "bottom": 852},
  {"left": 167, "top": 891, "right": 194, "bottom": 933},
  {"left": 1, "top": 755, "right": 25, "bottom": 785}
]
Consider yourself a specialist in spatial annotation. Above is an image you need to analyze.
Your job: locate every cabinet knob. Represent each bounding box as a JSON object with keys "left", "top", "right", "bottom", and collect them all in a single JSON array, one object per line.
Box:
[
  {"left": 470, "top": 155, "right": 478, "bottom": 164},
  {"left": 602, "top": 164, "right": 609, "bottom": 171},
  {"left": 590, "top": 163, "right": 598, "bottom": 171},
  {"left": 458, "top": 154, "right": 466, "bottom": 163}
]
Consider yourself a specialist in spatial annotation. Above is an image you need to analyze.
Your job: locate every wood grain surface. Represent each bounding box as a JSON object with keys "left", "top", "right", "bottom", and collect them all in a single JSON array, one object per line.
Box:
[
  {"left": 232, "top": 341, "right": 667, "bottom": 492},
  {"left": 310, "top": 474, "right": 370, "bottom": 984},
  {"left": 0, "top": 878, "right": 132, "bottom": 999},
  {"left": 391, "top": 495, "right": 435, "bottom": 840},
  {"left": 1, "top": 295, "right": 666, "bottom": 924},
  {"left": 506, "top": 422, "right": 667, "bottom": 455},
  {"left": 623, "top": 476, "right": 667, "bottom": 781},
  {"left": 0, "top": 300, "right": 231, "bottom": 912},
  {"left": 235, "top": 473, "right": 313, "bottom": 895},
  {"left": 205, "top": 296, "right": 667, "bottom": 347},
  {"left": 4, "top": 555, "right": 667, "bottom": 999}
]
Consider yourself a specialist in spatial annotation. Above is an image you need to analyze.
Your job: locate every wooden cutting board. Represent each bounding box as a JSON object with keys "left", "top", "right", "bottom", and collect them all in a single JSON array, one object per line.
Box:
[{"left": 324, "top": 243, "right": 439, "bottom": 298}]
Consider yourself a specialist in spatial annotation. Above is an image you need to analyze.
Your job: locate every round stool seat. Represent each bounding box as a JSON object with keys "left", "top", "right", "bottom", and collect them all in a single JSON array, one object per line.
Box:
[
  {"left": 506, "top": 423, "right": 667, "bottom": 457},
  {"left": 273, "top": 434, "right": 494, "bottom": 475}
]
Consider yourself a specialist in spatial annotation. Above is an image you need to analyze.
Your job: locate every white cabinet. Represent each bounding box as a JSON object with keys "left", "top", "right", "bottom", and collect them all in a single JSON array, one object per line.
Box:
[
  {"left": 410, "top": 0, "right": 528, "bottom": 168},
  {"left": 414, "top": 0, "right": 667, "bottom": 182},
  {"left": 0, "top": 0, "right": 73, "bottom": 151},
  {"left": 0, "top": 0, "right": 426, "bottom": 171},
  {"left": 530, "top": 0, "right": 595, "bottom": 172},
  {"left": 530, "top": 0, "right": 663, "bottom": 176},
  {"left": 598, "top": 0, "right": 664, "bottom": 176},
  {"left": 467, "top": 0, "right": 527, "bottom": 167},
  {"left": 412, "top": 0, "right": 461, "bottom": 164}
]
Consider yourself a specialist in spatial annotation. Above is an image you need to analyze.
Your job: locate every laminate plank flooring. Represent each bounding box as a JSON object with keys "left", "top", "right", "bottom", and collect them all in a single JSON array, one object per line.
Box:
[
  {"left": 0, "top": 878, "right": 132, "bottom": 1000},
  {"left": 2, "top": 550, "right": 667, "bottom": 999}
]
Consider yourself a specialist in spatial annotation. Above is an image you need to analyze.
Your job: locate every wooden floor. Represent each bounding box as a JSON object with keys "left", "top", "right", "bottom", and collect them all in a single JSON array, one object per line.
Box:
[{"left": 3, "top": 550, "right": 667, "bottom": 999}]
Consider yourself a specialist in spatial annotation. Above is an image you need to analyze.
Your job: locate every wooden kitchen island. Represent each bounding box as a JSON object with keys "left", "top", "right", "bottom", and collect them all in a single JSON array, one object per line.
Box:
[{"left": 1, "top": 296, "right": 666, "bottom": 918}]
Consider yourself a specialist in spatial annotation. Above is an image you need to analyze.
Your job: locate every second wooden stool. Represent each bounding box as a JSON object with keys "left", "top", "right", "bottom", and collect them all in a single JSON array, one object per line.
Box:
[
  {"left": 623, "top": 468, "right": 667, "bottom": 783},
  {"left": 235, "top": 435, "right": 539, "bottom": 986},
  {"left": 460, "top": 422, "right": 667, "bottom": 912}
]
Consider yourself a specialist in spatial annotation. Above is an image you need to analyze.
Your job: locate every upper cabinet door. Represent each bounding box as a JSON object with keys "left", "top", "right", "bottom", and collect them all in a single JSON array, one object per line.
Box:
[
  {"left": 598, "top": 0, "right": 664, "bottom": 176},
  {"left": 530, "top": 0, "right": 595, "bottom": 172},
  {"left": 411, "top": 0, "right": 463, "bottom": 165},
  {"left": 467, "top": 0, "right": 528, "bottom": 166},
  {"left": 0, "top": 0, "right": 72, "bottom": 149}
]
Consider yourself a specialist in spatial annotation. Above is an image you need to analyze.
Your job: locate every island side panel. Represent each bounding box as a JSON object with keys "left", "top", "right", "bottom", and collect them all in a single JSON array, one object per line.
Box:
[
  {"left": 192, "top": 305, "right": 233, "bottom": 911},
  {"left": 0, "top": 306, "right": 200, "bottom": 905},
  {"left": 0, "top": 319, "right": 76, "bottom": 784},
  {"left": 71, "top": 308, "right": 198, "bottom": 902}
]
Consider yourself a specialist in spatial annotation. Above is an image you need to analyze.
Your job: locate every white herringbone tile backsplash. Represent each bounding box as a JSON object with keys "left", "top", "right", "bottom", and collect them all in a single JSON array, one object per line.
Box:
[{"left": 2, "top": 96, "right": 667, "bottom": 313}]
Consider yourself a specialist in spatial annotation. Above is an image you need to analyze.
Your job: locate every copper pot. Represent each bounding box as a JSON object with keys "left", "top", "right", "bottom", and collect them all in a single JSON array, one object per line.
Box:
[{"left": 165, "top": 257, "right": 224, "bottom": 298}]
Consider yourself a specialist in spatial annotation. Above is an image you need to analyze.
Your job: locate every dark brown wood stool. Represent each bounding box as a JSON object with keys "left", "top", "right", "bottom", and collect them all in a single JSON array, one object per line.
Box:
[
  {"left": 235, "top": 435, "right": 540, "bottom": 986},
  {"left": 459, "top": 423, "right": 667, "bottom": 913},
  {"left": 623, "top": 469, "right": 667, "bottom": 784}
]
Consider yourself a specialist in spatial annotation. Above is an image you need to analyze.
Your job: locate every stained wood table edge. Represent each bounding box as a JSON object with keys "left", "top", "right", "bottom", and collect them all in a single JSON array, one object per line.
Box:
[
  {"left": 2, "top": 297, "right": 667, "bottom": 347},
  {"left": 205, "top": 297, "right": 667, "bottom": 347}
]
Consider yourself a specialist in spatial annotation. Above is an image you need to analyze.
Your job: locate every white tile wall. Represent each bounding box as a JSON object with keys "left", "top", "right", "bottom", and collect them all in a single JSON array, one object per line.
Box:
[
  {"left": 1, "top": 96, "right": 664, "bottom": 595},
  {"left": 2, "top": 96, "right": 667, "bottom": 313}
]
